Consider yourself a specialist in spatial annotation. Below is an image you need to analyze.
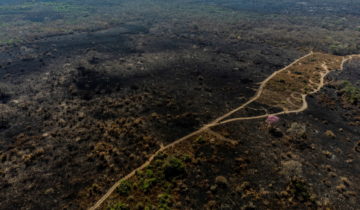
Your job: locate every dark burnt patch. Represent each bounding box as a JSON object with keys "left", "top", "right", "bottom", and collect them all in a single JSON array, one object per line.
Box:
[
  {"left": 0, "top": 90, "right": 10, "bottom": 103},
  {"left": 0, "top": 118, "right": 10, "bottom": 131},
  {"left": 0, "top": 24, "right": 148, "bottom": 81},
  {"left": 1, "top": 1, "right": 359, "bottom": 209},
  {"left": 72, "top": 66, "right": 123, "bottom": 99}
]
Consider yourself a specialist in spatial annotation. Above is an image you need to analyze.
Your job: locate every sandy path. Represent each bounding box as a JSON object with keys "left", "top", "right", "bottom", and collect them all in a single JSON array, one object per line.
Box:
[
  {"left": 88, "top": 52, "right": 358, "bottom": 210},
  {"left": 207, "top": 51, "right": 314, "bottom": 125}
]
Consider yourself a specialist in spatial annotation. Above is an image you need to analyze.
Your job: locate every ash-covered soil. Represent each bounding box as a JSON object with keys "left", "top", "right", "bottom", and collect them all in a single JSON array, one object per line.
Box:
[
  {"left": 1, "top": 1, "right": 360, "bottom": 208},
  {"left": 0, "top": 22, "right": 301, "bottom": 209},
  {"left": 102, "top": 58, "right": 360, "bottom": 210},
  {"left": 198, "top": 59, "right": 360, "bottom": 209}
]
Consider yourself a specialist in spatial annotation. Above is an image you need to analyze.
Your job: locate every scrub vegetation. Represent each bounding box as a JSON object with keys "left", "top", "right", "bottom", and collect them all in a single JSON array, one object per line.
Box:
[{"left": 1, "top": 0, "right": 360, "bottom": 209}]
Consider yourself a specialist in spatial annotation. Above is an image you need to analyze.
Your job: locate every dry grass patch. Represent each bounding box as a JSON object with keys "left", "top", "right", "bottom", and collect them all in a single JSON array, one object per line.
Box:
[{"left": 257, "top": 53, "right": 343, "bottom": 110}]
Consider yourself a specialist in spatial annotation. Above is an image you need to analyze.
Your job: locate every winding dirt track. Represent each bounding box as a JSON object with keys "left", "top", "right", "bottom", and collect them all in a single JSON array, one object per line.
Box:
[{"left": 89, "top": 53, "right": 359, "bottom": 210}]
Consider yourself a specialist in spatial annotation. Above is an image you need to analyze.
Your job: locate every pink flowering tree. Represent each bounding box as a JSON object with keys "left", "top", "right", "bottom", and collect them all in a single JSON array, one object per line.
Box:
[{"left": 266, "top": 115, "right": 280, "bottom": 125}]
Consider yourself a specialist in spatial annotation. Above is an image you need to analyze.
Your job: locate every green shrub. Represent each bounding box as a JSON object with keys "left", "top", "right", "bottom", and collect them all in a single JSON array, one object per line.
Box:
[
  {"left": 181, "top": 154, "right": 192, "bottom": 163},
  {"left": 163, "top": 157, "right": 186, "bottom": 179},
  {"left": 194, "top": 135, "right": 205, "bottom": 144},
  {"left": 109, "top": 202, "right": 130, "bottom": 210},
  {"left": 340, "top": 80, "right": 360, "bottom": 104},
  {"left": 158, "top": 193, "right": 173, "bottom": 209},
  {"left": 140, "top": 177, "right": 157, "bottom": 192},
  {"left": 135, "top": 155, "right": 187, "bottom": 193},
  {"left": 145, "top": 169, "right": 154, "bottom": 177},
  {"left": 116, "top": 180, "right": 132, "bottom": 196}
]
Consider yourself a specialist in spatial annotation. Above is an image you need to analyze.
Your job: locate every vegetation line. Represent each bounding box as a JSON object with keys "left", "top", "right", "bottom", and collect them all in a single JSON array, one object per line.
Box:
[{"left": 88, "top": 53, "right": 359, "bottom": 210}]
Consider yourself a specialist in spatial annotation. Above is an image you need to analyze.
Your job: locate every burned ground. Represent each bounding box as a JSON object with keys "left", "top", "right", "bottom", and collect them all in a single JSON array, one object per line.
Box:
[{"left": 0, "top": 0, "right": 360, "bottom": 209}]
